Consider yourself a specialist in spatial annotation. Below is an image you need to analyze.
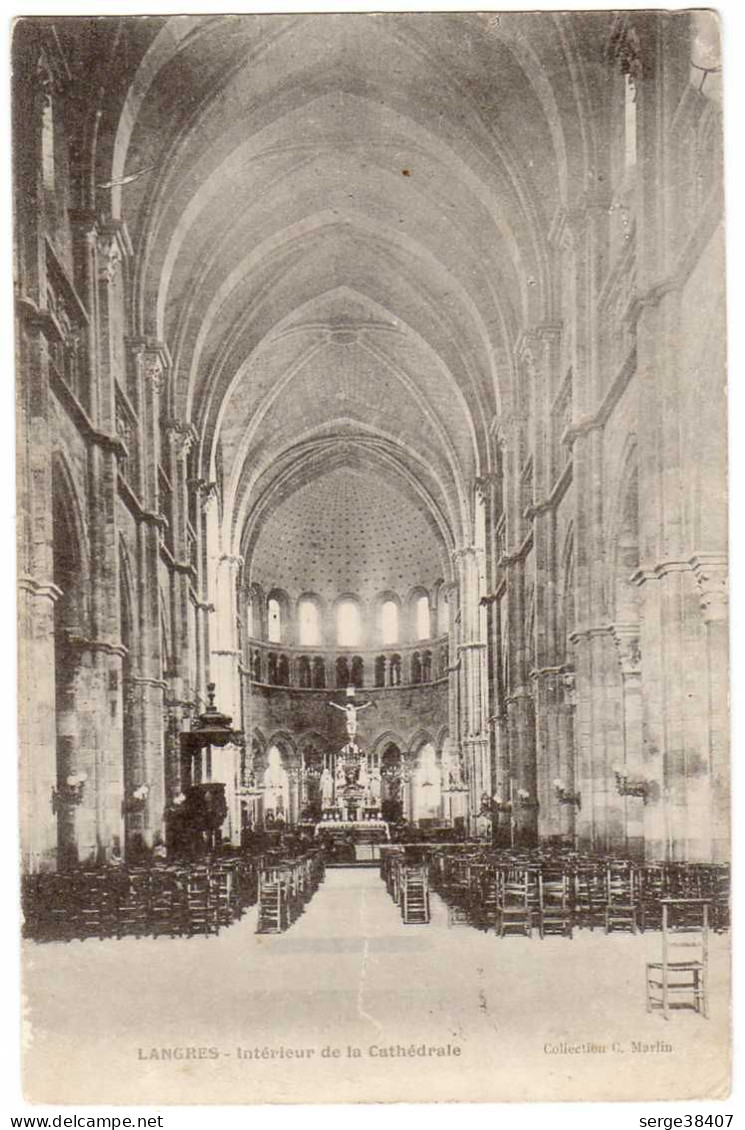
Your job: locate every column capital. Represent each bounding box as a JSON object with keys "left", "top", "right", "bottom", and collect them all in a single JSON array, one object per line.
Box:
[
  {"left": 96, "top": 220, "right": 132, "bottom": 284},
  {"left": 219, "top": 553, "right": 245, "bottom": 572},
  {"left": 610, "top": 621, "right": 642, "bottom": 675},
  {"left": 474, "top": 473, "right": 499, "bottom": 504},
  {"left": 143, "top": 341, "right": 171, "bottom": 393},
  {"left": 691, "top": 553, "right": 728, "bottom": 623},
  {"left": 452, "top": 545, "right": 483, "bottom": 564},
  {"left": 165, "top": 419, "right": 199, "bottom": 461},
  {"left": 188, "top": 479, "right": 219, "bottom": 508},
  {"left": 559, "top": 667, "right": 577, "bottom": 707}
]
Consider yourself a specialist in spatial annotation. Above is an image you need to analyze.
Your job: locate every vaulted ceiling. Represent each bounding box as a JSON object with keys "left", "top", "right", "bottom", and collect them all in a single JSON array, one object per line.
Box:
[
  {"left": 85, "top": 13, "right": 609, "bottom": 587},
  {"left": 250, "top": 466, "right": 448, "bottom": 602}
]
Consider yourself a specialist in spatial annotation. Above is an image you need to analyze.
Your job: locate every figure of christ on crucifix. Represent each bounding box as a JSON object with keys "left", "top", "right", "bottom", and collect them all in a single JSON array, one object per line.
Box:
[{"left": 328, "top": 698, "right": 373, "bottom": 742}]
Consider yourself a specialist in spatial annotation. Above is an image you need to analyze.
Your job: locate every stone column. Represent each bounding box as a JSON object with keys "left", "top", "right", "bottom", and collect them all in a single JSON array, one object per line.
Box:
[
  {"left": 477, "top": 471, "right": 499, "bottom": 801},
  {"left": 570, "top": 624, "right": 624, "bottom": 853},
  {"left": 18, "top": 576, "right": 61, "bottom": 871},
  {"left": 55, "top": 636, "right": 127, "bottom": 864},
  {"left": 85, "top": 223, "right": 132, "bottom": 860},
  {"left": 16, "top": 300, "right": 60, "bottom": 870},
  {"left": 212, "top": 553, "right": 244, "bottom": 847},
  {"left": 692, "top": 555, "right": 729, "bottom": 862},
  {"left": 453, "top": 546, "right": 490, "bottom": 831},
  {"left": 118, "top": 341, "right": 170, "bottom": 854},
  {"left": 557, "top": 670, "right": 579, "bottom": 844},
  {"left": 611, "top": 623, "right": 645, "bottom": 858},
  {"left": 213, "top": 554, "right": 243, "bottom": 721},
  {"left": 496, "top": 405, "right": 538, "bottom": 843},
  {"left": 164, "top": 418, "right": 199, "bottom": 706},
  {"left": 442, "top": 580, "right": 462, "bottom": 802}
]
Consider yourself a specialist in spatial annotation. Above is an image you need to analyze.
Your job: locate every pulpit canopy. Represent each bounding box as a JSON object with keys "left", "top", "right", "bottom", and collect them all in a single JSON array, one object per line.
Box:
[{"left": 181, "top": 682, "right": 244, "bottom": 751}]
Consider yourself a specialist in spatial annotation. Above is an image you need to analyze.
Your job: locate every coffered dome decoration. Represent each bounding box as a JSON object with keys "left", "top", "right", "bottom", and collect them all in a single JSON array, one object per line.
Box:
[{"left": 249, "top": 466, "right": 448, "bottom": 602}]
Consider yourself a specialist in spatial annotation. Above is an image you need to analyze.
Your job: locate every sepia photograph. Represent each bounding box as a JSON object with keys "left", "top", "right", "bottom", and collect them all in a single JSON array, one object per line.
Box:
[{"left": 13, "top": 8, "right": 731, "bottom": 1106}]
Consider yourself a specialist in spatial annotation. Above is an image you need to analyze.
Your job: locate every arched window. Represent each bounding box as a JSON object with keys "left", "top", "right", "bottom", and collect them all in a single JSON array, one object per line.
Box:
[
  {"left": 337, "top": 599, "right": 362, "bottom": 647},
  {"left": 375, "top": 655, "right": 386, "bottom": 687},
  {"left": 422, "top": 650, "right": 432, "bottom": 683},
  {"left": 41, "top": 91, "right": 55, "bottom": 193},
  {"left": 415, "top": 595, "right": 431, "bottom": 640},
  {"left": 411, "top": 651, "right": 422, "bottom": 685},
  {"left": 298, "top": 656, "right": 312, "bottom": 688},
  {"left": 278, "top": 654, "right": 290, "bottom": 686},
  {"left": 298, "top": 598, "right": 321, "bottom": 647},
  {"left": 252, "top": 650, "right": 262, "bottom": 682},
  {"left": 268, "top": 654, "right": 278, "bottom": 685},
  {"left": 380, "top": 600, "right": 399, "bottom": 645},
  {"left": 313, "top": 656, "right": 326, "bottom": 688},
  {"left": 351, "top": 656, "right": 364, "bottom": 688},
  {"left": 263, "top": 746, "right": 289, "bottom": 822},
  {"left": 336, "top": 656, "right": 350, "bottom": 688},
  {"left": 413, "top": 742, "right": 442, "bottom": 823},
  {"left": 267, "top": 598, "right": 281, "bottom": 643},
  {"left": 389, "top": 654, "right": 401, "bottom": 687}
]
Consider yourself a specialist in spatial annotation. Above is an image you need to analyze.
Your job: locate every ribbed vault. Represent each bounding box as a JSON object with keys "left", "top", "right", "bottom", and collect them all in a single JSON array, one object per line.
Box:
[{"left": 87, "top": 12, "right": 603, "bottom": 568}]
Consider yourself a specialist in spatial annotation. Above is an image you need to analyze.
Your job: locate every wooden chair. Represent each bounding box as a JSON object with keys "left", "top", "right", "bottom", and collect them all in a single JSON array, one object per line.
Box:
[
  {"left": 574, "top": 864, "right": 606, "bottom": 931},
  {"left": 401, "top": 865, "right": 430, "bottom": 924},
  {"left": 711, "top": 866, "right": 730, "bottom": 933},
  {"left": 115, "top": 869, "right": 150, "bottom": 939},
  {"left": 186, "top": 867, "right": 218, "bottom": 937},
  {"left": 257, "top": 867, "right": 287, "bottom": 933},
  {"left": 639, "top": 864, "right": 666, "bottom": 932},
  {"left": 150, "top": 868, "right": 186, "bottom": 938},
  {"left": 496, "top": 869, "right": 532, "bottom": 938},
  {"left": 646, "top": 899, "right": 709, "bottom": 1019},
  {"left": 538, "top": 870, "right": 573, "bottom": 938},
  {"left": 77, "top": 872, "right": 115, "bottom": 940},
  {"left": 605, "top": 863, "right": 638, "bottom": 934},
  {"left": 213, "top": 867, "right": 235, "bottom": 929}
]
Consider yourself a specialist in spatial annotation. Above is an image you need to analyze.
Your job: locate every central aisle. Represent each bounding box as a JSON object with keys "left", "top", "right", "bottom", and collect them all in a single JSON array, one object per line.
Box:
[{"left": 23, "top": 866, "right": 730, "bottom": 1105}]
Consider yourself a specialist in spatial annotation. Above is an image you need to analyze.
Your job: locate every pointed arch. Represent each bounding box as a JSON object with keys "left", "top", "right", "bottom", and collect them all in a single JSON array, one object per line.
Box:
[
  {"left": 370, "top": 730, "right": 407, "bottom": 758},
  {"left": 407, "top": 729, "right": 436, "bottom": 759}
]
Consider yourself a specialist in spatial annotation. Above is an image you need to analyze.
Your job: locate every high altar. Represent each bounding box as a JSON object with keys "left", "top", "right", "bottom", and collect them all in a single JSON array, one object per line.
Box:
[{"left": 319, "top": 689, "right": 383, "bottom": 823}]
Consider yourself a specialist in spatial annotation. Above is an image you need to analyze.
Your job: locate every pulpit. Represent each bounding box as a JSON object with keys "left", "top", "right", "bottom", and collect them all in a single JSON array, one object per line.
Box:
[
  {"left": 169, "top": 783, "right": 229, "bottom": 857},
  {"left": 174, "top": 683, "right": 243, "bottom": 852}
]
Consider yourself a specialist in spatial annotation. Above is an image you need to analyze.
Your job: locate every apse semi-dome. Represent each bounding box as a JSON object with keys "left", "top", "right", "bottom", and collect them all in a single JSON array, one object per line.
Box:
[{"left": 249, "top": 466, "right": 448, "bottom": 602}]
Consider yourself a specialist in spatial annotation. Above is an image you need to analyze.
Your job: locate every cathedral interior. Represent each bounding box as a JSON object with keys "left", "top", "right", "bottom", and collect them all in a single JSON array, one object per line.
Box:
[{"left": 15, "top": 12, "right": 730, "bottom": 1104}]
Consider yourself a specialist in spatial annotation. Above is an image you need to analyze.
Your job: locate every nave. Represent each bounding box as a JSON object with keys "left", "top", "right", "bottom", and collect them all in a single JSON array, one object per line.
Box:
[
  {"left": 23, "top": 867, "right": 729, "bottom": 1106},
  {"left": 14, "top": 12, "right": 729, "bottom": 1107}
]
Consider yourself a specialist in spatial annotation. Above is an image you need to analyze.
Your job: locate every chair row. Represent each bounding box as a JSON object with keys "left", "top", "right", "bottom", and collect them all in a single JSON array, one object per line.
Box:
[
  {"left": 381, "top": 854, "right": 430, "bottom": 924},
  {"left": 22, "top": 859, "right": 259, "bottom": 942},
  {"left": 256, "top": 850, "right": 326, "bottom": 933},
  {"left": 430, "top": 852, "right": 730, "bottom": 938}
]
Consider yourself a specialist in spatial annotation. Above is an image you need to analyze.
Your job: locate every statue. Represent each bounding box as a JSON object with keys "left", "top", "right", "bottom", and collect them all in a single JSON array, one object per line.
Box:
[
  {"left": 370, "top": 767, "right": 382, "bottom": 805},
  {"left": 320, "top": 766, "right": 334, "bottom": 808},
  {"left": 329, "top": 698, "right": 373, "bottom": 742}
]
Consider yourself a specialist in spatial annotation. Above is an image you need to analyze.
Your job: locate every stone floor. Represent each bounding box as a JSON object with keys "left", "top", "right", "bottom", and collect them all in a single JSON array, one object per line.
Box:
[{"left": 23, "top": 868, "right": 730, "bottom": 1105}]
